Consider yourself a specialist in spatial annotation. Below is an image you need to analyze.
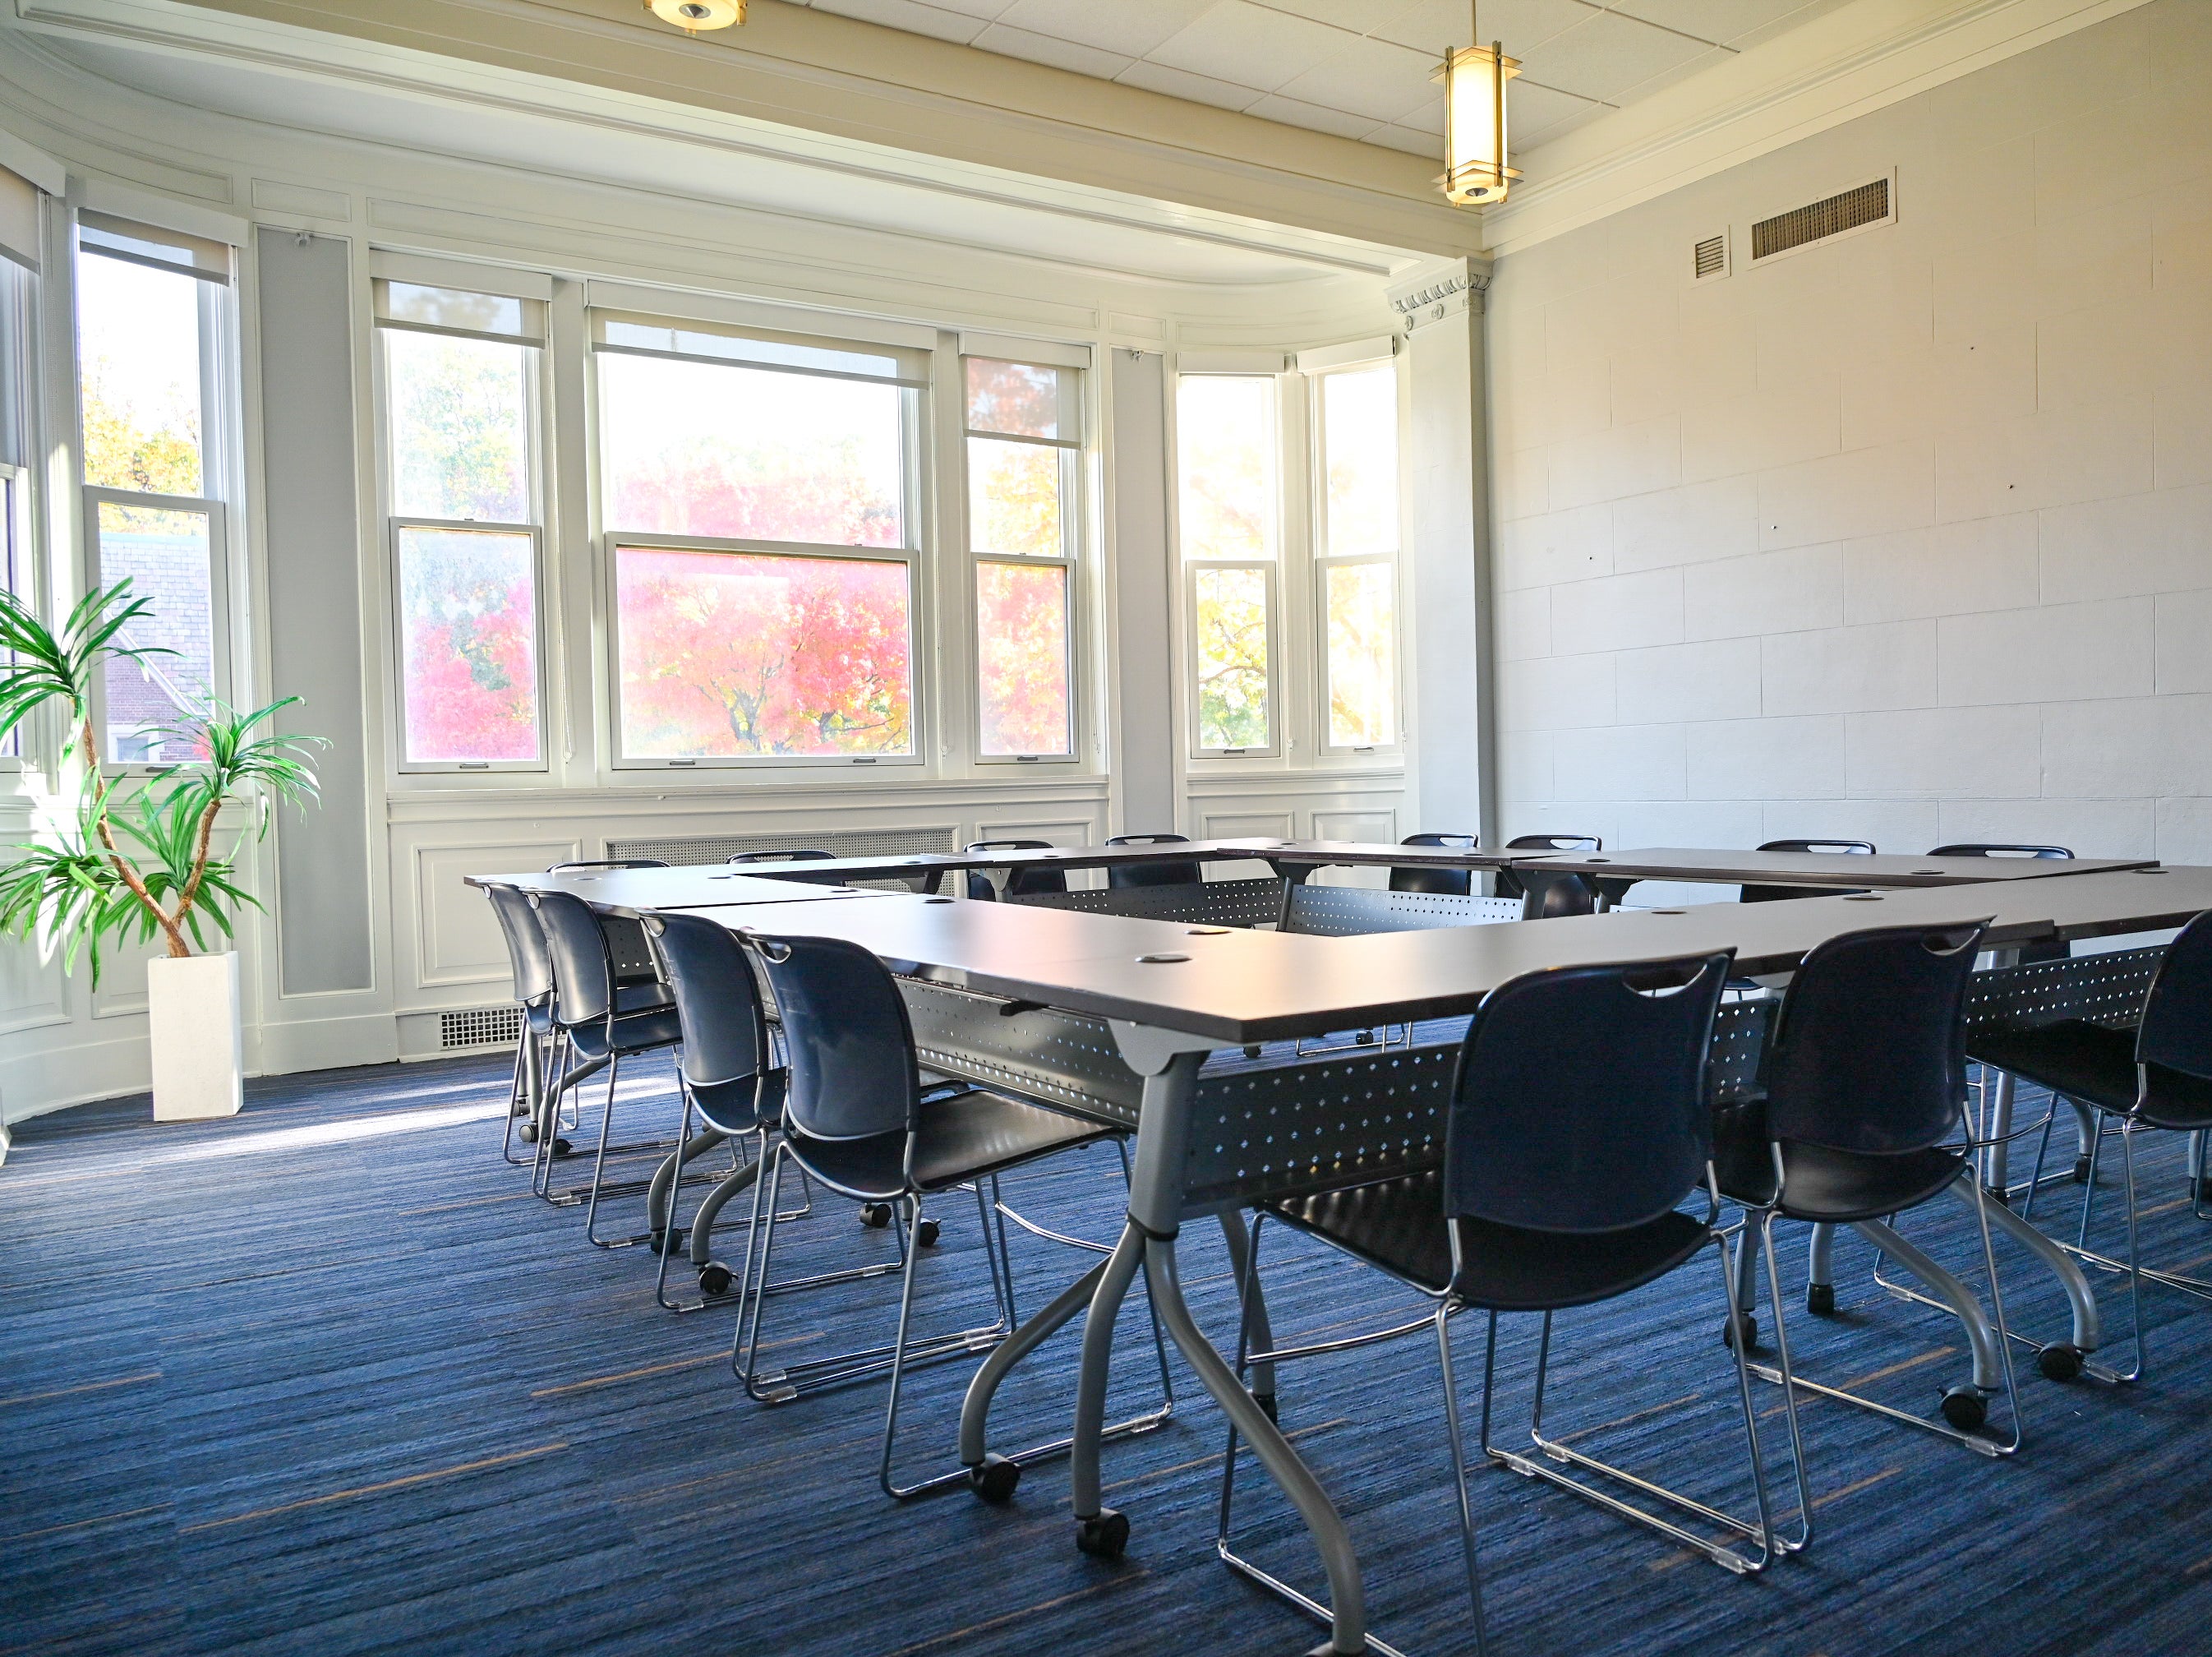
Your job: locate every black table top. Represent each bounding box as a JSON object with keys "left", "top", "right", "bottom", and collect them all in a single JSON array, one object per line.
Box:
[
  {"left": 674, "top": 867, "right": 2212, "bottom": 1045},
  {"left": 1523, "top": 847, "right": 2155, "bottom": 888}
]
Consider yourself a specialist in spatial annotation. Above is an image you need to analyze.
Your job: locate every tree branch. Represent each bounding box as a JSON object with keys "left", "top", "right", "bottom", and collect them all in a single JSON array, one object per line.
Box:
[{"left": 79, "top": 713, "right": 191, "bottom": 958}]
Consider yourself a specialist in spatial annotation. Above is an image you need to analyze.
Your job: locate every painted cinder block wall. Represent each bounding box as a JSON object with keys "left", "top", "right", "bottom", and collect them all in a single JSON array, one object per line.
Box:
[{"left": 1485, "top": 0, "right": 2212, "bottom": 863}]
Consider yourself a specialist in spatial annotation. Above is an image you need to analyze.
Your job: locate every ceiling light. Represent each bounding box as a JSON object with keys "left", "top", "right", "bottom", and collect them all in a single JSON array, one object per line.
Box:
[
  {"left": 1437, "top": 1, "right": 1518, "bottom": 207},
  {"left": 646, "top": 0, "right": 744, "bottom": 35}
]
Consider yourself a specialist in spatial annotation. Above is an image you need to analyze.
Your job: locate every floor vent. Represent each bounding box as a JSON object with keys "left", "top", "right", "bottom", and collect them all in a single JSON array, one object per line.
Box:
[
  {"left": 441, "top": 1005, "right": 521, "bottom": 1050},
  {"left": 1693, "top": 231, "right": 1728, "bottom": 282},
  {"left": 606, "top": 827, "right": 958, "bottom": 867},
  {"left": 1751, "top": 177, "right": 1892, "bottom": 262}
]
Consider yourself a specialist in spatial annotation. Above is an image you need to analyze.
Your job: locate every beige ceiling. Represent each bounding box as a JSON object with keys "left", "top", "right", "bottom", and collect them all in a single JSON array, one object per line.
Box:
[{"left": 790, "top": 0, "right": 1855, "bottom": 155}]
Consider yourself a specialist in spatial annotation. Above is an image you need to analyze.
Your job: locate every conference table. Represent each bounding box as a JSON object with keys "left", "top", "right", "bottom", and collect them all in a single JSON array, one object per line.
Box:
[{"left": 476, "top": 852, "right": 2212, "bottom": 1656}]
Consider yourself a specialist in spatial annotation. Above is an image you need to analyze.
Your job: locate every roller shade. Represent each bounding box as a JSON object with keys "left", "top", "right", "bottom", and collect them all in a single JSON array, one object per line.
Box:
[
  {"left": 77, "top": 210, "right": 233, "bottom": 284},
  {"left": 0, "top": 166, "right": 39, "bottom": 272}
]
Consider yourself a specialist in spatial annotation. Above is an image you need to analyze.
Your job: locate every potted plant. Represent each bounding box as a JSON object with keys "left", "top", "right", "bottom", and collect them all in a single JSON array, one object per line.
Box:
[{"left": 0, "top": 580, "right": 322, "bottom": 1119}]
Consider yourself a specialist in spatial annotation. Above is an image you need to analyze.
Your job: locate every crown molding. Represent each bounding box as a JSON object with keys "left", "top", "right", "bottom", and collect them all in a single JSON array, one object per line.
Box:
[{"left": 1387, "top": 256, "right": 1494, "bottom": 330}]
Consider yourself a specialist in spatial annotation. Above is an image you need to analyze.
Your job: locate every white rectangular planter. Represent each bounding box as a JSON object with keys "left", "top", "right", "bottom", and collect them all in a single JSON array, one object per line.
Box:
[{"left": 147, "top": 951, "right": 244, "bottom": 1121}]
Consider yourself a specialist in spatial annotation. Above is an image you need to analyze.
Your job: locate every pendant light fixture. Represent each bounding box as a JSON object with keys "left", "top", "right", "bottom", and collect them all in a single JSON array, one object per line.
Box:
[
  {"left": 646, "top": 0, "right": 744, "bottom": 35},
  {"left": 1437, "top": 0, "right": 1518, "bottom": 207}
]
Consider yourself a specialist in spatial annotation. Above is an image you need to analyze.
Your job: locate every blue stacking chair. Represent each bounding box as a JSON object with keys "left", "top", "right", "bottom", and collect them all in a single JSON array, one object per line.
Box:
[
  {"left": 1104, "top": 832, "right": 1201, "bottom": 889},
  {"left": 482, "top": 881, "right": 560, "bottom": 1166},
  {"left": 1389, "top": 830, "right": 1478, "bottom": 896},
  {"left": 1492, "top": 831, "right": 1605, "bottom": 917},
  {"left": 1740, "top": 838, "right": 1876, "bottom": 904},
  {"left": 1719, "top": 921, "right": 2024, "bottom": 1457},
  {"left": 1219, "top": 950, "right": 1794, "bottom": 1649},
  {"left": 727, "top": 847, "right": 846, "bottom": 887},
  {"left": 1970, "top": 908, "right": 2212, "bottom": 1380},
  {"left": 733, "top": 930, "right": 1152, "bottom": 1498},
  {"left": 962, "top": 838, "right": 1067, "bottom": 902},
  {"left": 527, "top": 889, "right": 684, "bottom": 1239}
]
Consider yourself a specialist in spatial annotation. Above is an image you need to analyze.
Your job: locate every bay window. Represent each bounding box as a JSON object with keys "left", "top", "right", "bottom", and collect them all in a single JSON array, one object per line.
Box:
[
  {"left": 596, "top": 312, "right": 923, "bottom": 764},
  {"left": 75, "top": 215, "right": 233, "bottom": 765},
  {"left": 1176, "top": 372, "right": 1278, "bottom": 756},
  {"left": 1314, "top": 362, "right": 1400, "bottom": 752},
  {"left": 376, "top": 277, "right": 546, "bottom": 770},
  {"left": 965, "top": 353, "right": 1078, "bottom": 759}
]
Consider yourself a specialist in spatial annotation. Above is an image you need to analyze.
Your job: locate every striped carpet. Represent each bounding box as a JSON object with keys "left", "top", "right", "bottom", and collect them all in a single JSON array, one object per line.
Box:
[{"left": 5, "top": 1047, "right": 2212, "bottom": 1657}]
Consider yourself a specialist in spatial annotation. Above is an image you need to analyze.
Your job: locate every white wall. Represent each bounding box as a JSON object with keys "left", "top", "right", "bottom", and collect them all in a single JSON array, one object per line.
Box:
[{"left": 1486, "top": 0, "right": 2212, "bottom": 863}]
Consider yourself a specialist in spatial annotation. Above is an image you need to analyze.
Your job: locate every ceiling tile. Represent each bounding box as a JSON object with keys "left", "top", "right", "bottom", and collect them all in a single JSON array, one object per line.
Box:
[
  {"left": 1113, "top": 58, "right": 1264, "bottom": 113},
  {"left": 1148, "top": 1, "right": 1348, "bottom": 93},
  {"left": 1364, "top": 122, "right": 1443, "bottom": 158},
  {"left": 1375, "top": 0, "right": 1592, "bottom": 58},
  {"left": 1516, "top": 9, "right": 1714, "bottom": 104},
  {"left": 806, "top": 0, "right": 990, "bottom": 45},
  {"left": 970, "top": 22, "right": 1134, "bottom": 77},
  {"left": 1253, "top": 0, "right": 1417, "bottom": 29},
  {"left": 1509, "top": 76, "right": 1607, "bottom": 140},
  {"left": 992, "top": 0, "right": 1217, "bottom": 58},
  {"left": 1274, "top": 33, "right": 1440, "bottom": 124},
  {"left": 1609, "top": 0, "right": 1846, "bottom": 49},
  {"left": 1243, "top": 93, "right": 1385, "bottom": 141},
  {"left": 1517, "top": 97, "right": 1609, "bottom": 150}
]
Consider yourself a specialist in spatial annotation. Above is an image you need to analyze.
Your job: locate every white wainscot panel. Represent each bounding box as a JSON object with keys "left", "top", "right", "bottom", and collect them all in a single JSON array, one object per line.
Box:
[
  {"left": 1201, "top": 810, "right": 1295, "bottom": 839},
  {"left": 415, "top": 838, "right": 582, "bottom": 994},
  {"left": 1307, "top": 806, "right": 1400, "bottom": 886},
  {"left": 0, "top": 933, "right": 71, "bottom": 1036}
]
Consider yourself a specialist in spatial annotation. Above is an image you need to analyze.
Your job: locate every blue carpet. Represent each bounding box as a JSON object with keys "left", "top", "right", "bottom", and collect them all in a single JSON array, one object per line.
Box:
[{"left": 4, "top": 1048, "right": 2211, "bottom": 1656}]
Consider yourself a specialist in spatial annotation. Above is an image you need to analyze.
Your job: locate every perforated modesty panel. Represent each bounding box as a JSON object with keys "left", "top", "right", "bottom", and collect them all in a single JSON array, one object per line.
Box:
[
  {"left": 1012, "top": 877, "right": 1287, "bottom": 927},
  {"left": 1283, "top": 885, "right": 1523, "bottom": 936},
  {"left": 901, "top": 981, "right": 1142, "bottom": 1127}
]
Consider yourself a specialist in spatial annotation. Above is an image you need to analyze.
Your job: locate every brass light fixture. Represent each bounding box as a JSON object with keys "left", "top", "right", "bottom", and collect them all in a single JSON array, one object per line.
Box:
[
  {"left": 646, "top": 0, "right": 744, "bottom": 34},
  {"left": 1437, "top": 0, "right": 1518, "bottom": 206}
]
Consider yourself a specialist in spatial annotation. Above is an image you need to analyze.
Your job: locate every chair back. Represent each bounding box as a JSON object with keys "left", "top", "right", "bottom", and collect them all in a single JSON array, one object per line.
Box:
[
  {"left": 1521, "top": 876, "right": 1597, "bottom": 919},
  {"left": 1928, "top": 843, "right": 2074, "bottom": 860},
  {"left": 530, "top": 889, "right": 617, "bottom": 1029},
  {"left": 551, "top": 858, "right": 671, "bottom": 871},
  {"left": 646, "top": 912, "right": 771, "bottom": 1096},
  {"left": 1444, "top": 952, "right": 1731, "bottom": 1232},
  {"left": 1389, "top": 832, "right": 1477, "bottom": 897},
  {"left": 1742, "top": 838, "right": 1876, "bottom": 905},
  {"left": 964, "top": 839, "right": 1067, "bottom": 902},
  {"left": 1106, "top": 833, "right": 1201, "bottom": 889},
  {"left": 484, "top": 883, "right": 554, "bottom": 1006},
  {"left": 2137, "top": 909, "right": 2212, "bottom": 1083},
  {"left": 746, "top": 932, "right": 917, "bottom": 1141},
  {"left": 1494, "top": 833, "right": 1601, "bottom": 900},
  {"left": 1763, "top": 921, "right": 1987, "bottom": 1153},
  {"left": 727, "top": 848, "right": 846, "bottom": 887}
]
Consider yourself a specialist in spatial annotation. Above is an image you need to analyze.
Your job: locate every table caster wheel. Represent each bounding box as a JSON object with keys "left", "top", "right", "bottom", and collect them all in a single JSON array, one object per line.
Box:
[
  {"left": 652, "top": 1228, "right": 685, "bottom": 1257},
  {"left": 2038, "top": 1344, "right": 2085, "bottom": 1382},
  {"left": 518, "top": 1123, "right": 538, "bottom": 1144},
  {"left": 698, "top": 1262, "right": 734, "bottom": 1297},
  {"left": 551, "top": 1138, "right": 574, "bottom": 1159},
  {"left": 859, "top": 1202, "right": 894, "bottom": 1229},
  {"left": 1721, "top": 1312, "right": 1757, "bottom": 1351},
  {"left": 1242, "top": 1045, "right": 1262, "bottom": 1060},
  {"left": 513, "top": 1101, "right": 532, "bottom": 1118},
  {"left": 1076, "top": 1509, "right": 1128, "bottom": 1560},
  {"left": 915, "top": 1217, "right": 942, "bottom": 1248},
  {"left": 1806, "top": 1282, "right": 1836, "bottom": 1317},
  {"left": 969, "top": 1454, "right": 1021, "bottom": 1503},
  {"left": 1939, "top": 1385, "right": 1987, "bottom": 1431},
  {"left": 2072, "top": 1156, "right": 2093, "bottom": 1184}
]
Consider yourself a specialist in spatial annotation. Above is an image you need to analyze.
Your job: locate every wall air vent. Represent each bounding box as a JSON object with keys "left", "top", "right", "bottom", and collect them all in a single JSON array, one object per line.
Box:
[
  {"left": 1751, "top": 177, "right": 1892, "bottom": 263},
  {"left": 441, "top": 1006, "right": 522, "bottom": 1050},
  {"left": 605, "top": 827, "right": 957, "bottom": 866},
  {"left": 1693, "top": 232, "right": 1729, "bottom": 283}
]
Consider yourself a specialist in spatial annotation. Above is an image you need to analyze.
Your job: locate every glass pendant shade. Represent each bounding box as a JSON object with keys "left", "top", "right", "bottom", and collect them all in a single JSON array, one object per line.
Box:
[{"left": 1438, "top": 41, "right": 1520, "bottom": 206}]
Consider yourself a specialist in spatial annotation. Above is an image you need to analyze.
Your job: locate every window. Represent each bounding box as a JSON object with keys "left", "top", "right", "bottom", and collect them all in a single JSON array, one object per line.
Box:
[
  {"left": 965, "top": 356, "right": 1077, "bottom": 759},
  {"left": 1177, "top": 374, "right": 1278, "bottom": 754},
  {"left": 1314, "top": 362, "right": 1399, "bottom": 750},
  {"left": 376, "top": 279, "right": 545, "bottom": 769},
  {"left": 75, "top": 216, "right": 232, "bottom": 764},
  {"left": 0, "top": 256, "right": 30, "bottom": 761},
  {"left": 597, "top": 310, "right": 924, "bottom": 764}
]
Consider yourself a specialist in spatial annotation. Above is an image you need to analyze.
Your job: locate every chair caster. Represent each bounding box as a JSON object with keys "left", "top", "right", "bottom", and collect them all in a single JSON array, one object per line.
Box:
[
  {"left": 652, "top": 1228, "right": 685, "bottom": 1257},
  {"left": 2038, "top": 1344, "right": 2085, "bottom": 1382},
  {"left": 1806, "top": 1282, "right": 1836, "bottom": 1317},
  {"left": 2072, "top": 1156, "right": 2093, "bottom": 1184},
  {"left": 1255, "top": 1392, "right": 1279, "bottom": 1424},
  {"left": 968, "top": 1454, "right": 1021, "bottom": 1503},
  {"left": 550, "top": 1139, "right": 574, "bottom": 1159},
  {"left": 1939, "top": 1385, "right": 1988, "bottom": 1431},
  {"left": 915, "top": 1217, "right": 942, "bottom": 1248},
  {"left": 1721, "top": 1312, "right": 1757, "bottom": 1351},
  {"left": 698, "top": 1262, "right": 734, "bottom": 1297},
  {"left": 1243, "top": 1045, "right": 1262, "bottom": 1060},
  {"left": 513, "top": 1100, "right": 532, "bottom": 1118},
  {"left": 1076, "top": 1509, "right": 1129, "bottom": 1560},
  {"left": 518, "top": 1123, "right": 538, "bottom": 1144},
  {"left": 859, "top": 1202, "right": 894, "bottom": 1229}
]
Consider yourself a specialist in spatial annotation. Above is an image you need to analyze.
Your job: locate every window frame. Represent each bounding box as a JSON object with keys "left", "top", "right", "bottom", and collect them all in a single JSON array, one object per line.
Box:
[
  {"left": 1308, "top": 358, "right": 1405, "bottom": 760},
  {"left": 81, "top": 483, "right": 232, "bottom": 770},
  {"left": 1174, "top": 369, "right": 1285, "bottom": 760},
  {"left": 374, "top": 288, "right": 551, "bottom": 775},
  {"left": 0, "top": 248, "right": 35, "bottom": 768},
  {"left": 962, "top": 353, "right": 1082, "bottom": 766},
  {"left": 593, "top": 310, "right": 930, "bottom": 773}
]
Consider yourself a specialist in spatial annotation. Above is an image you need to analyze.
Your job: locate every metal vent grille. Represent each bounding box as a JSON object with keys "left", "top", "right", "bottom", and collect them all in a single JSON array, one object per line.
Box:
[
  {"left": 1693, "top": 233, "right": 1728, "bottom": 281},
  {"left": 605, "top": 827, "right": 957, "bottom": 867},
  {"left": 1752, "top": 178, "right": 1890, "bottom": 261},
  {"left": 440, "top": 1006, "right": 522, "bottom": 1050}
]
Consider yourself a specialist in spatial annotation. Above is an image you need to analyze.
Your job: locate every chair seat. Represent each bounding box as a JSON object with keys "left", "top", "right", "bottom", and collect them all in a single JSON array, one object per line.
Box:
[
  {"left": 1972, "top": 1019, "right": 2212, "bottom": 1130},
  {"left": 692, "top": 1069, "right": 786, "bottom": 1137},
  {"left": 569, "top": 995, "right": 683, "bottom": 1060},
  {"left": 1265, "top": 1170, "right": 1711, "bottom": 1311},
  {"left": 1717, "top": 1133, "right": 1966, "bottom": 1222},
  {"left": 782, "top": 1087, "right": 1114, "bottom": 1200}
]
